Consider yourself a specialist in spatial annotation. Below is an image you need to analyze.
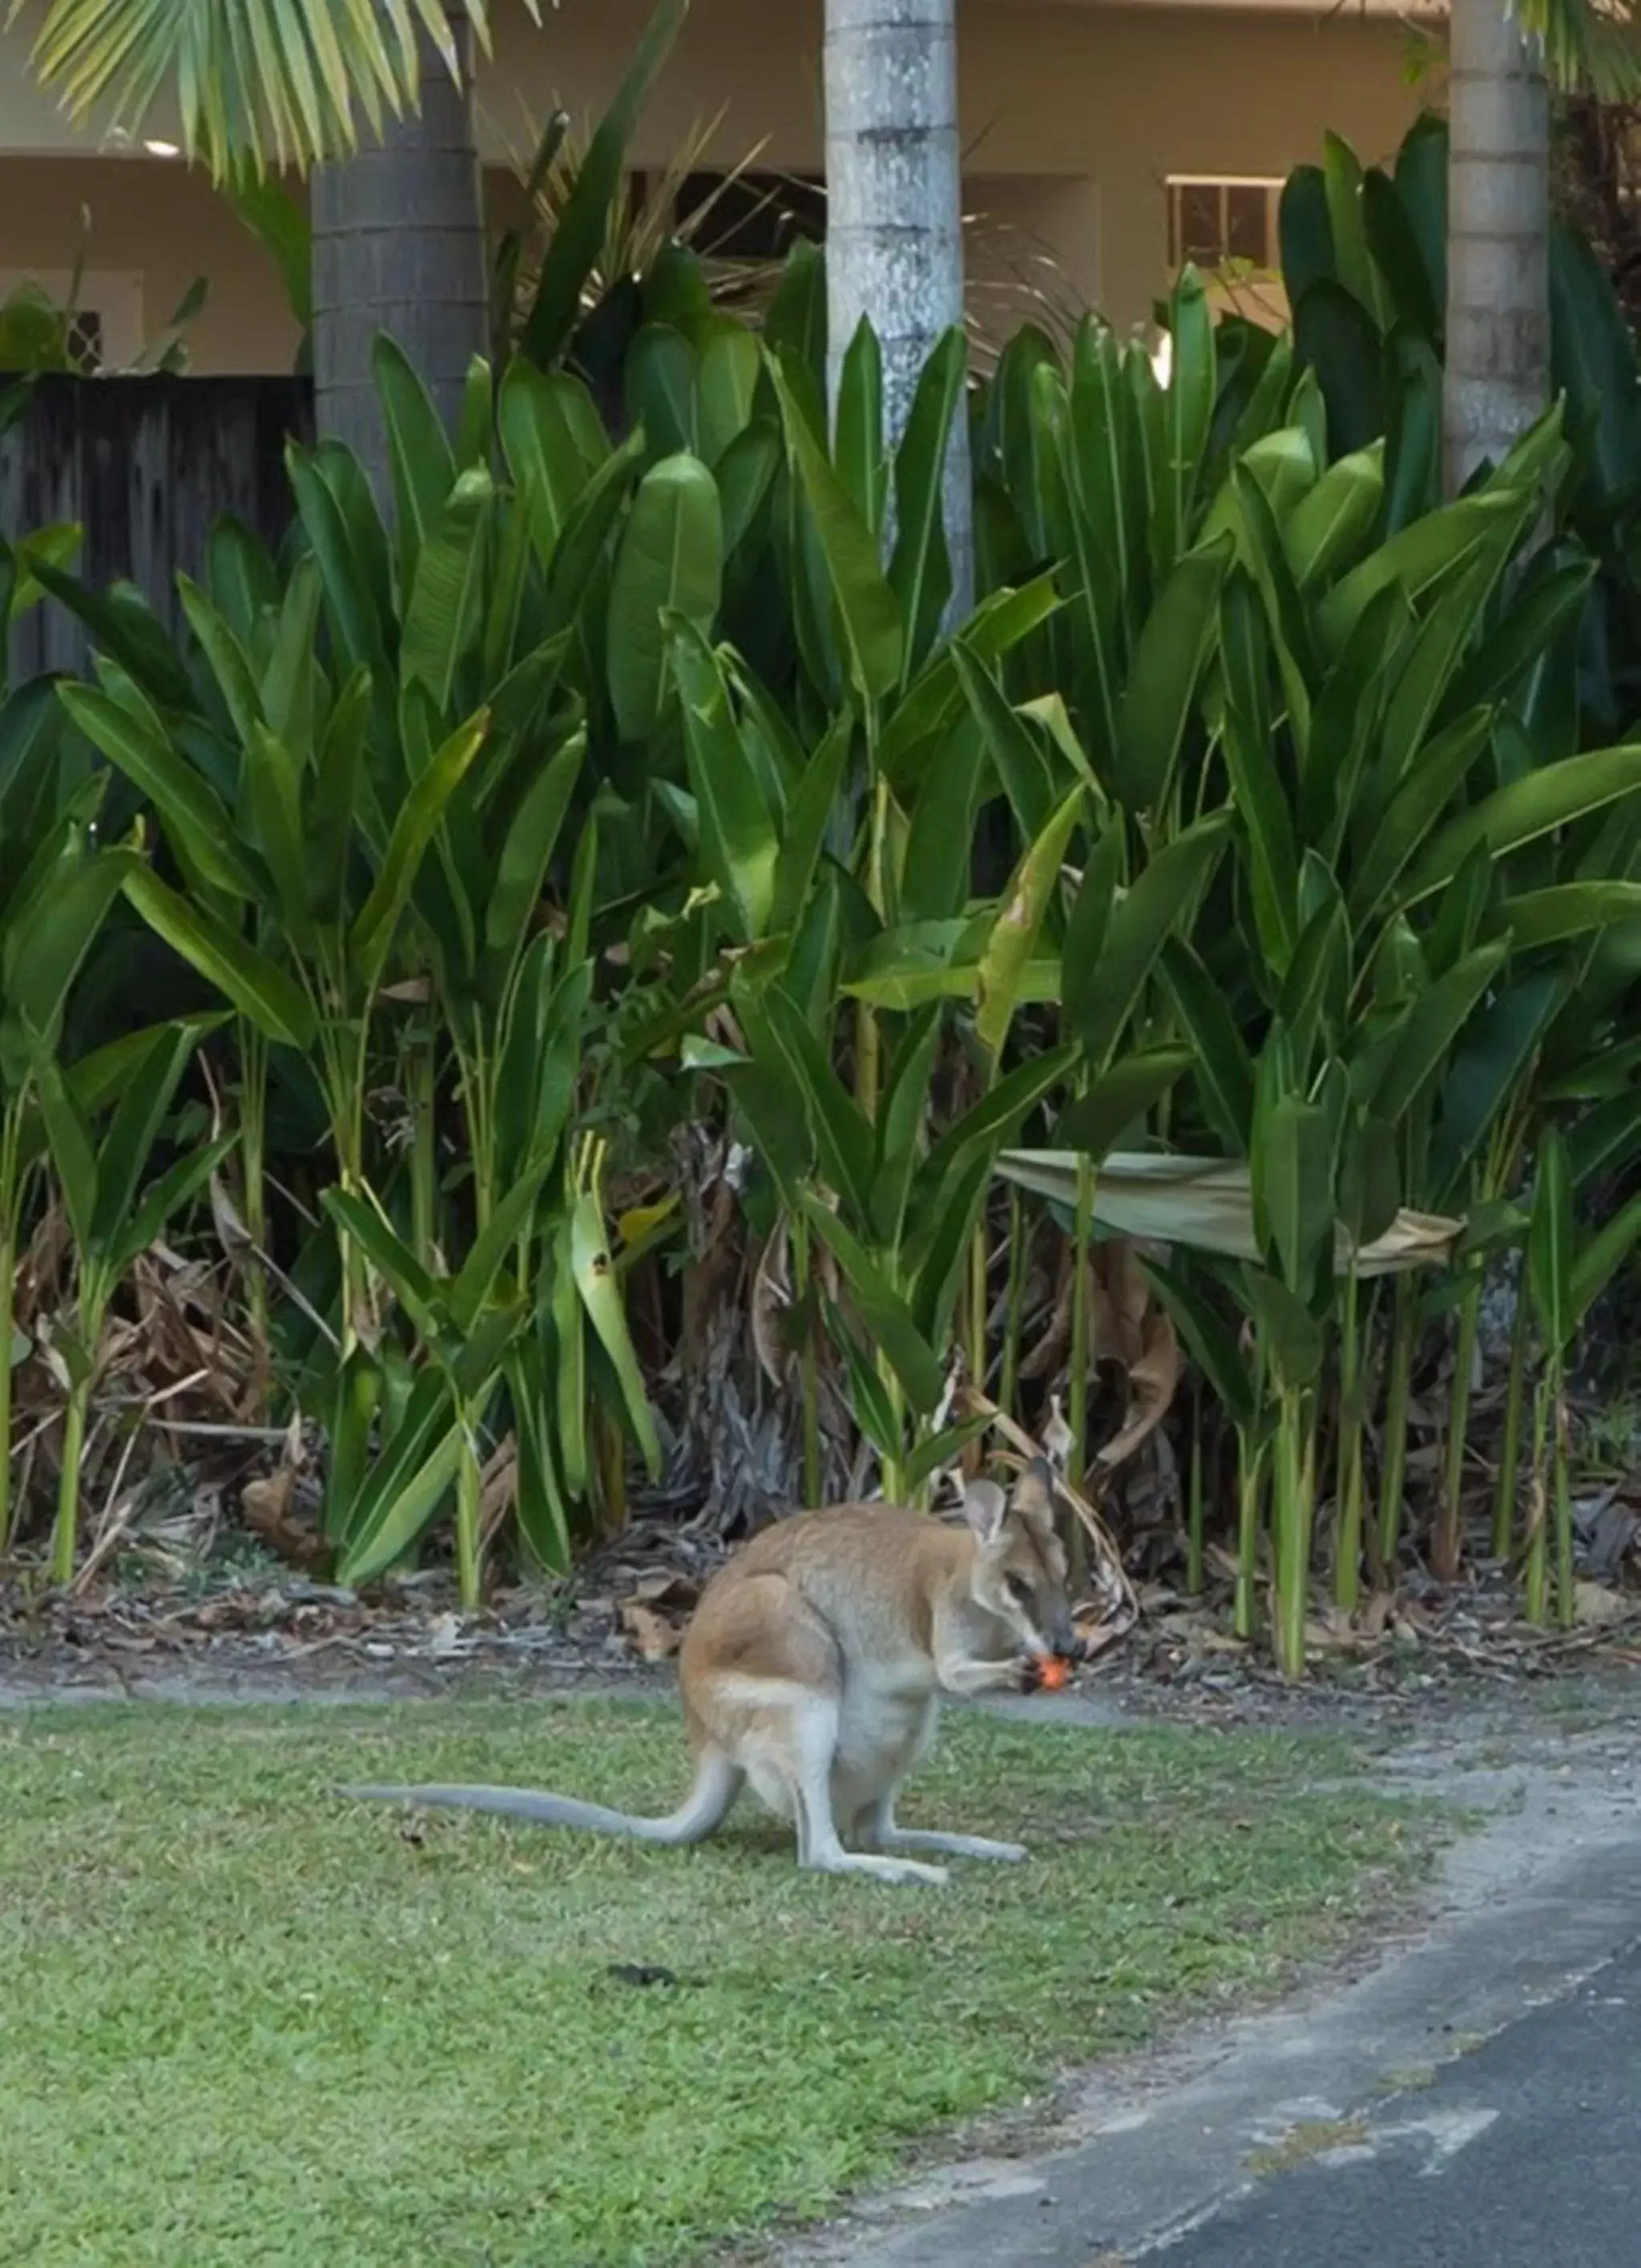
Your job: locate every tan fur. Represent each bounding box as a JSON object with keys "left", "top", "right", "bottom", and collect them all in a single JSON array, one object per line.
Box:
[{"left": 340, "top": 1461, "right": 1078, "bottom": 1887}]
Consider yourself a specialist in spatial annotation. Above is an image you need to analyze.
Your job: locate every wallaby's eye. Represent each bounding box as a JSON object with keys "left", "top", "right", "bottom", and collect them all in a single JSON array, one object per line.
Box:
[{"left": 1006, "top": 1574, "right": 1032, "bottom": 1607}]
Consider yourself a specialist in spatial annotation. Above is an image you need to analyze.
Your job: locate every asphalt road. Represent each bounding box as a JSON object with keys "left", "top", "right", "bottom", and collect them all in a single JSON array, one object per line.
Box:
[{"left": 1158, "top": 1940, "right": 1641, "bottom": 2268}]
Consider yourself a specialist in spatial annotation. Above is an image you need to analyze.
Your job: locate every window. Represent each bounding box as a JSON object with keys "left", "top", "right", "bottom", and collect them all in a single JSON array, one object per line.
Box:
[
  {"left": 672, "top": 171, "right": 825, "bottom": 264},
  {"left": 1166, "top": 178, "right": 1283, "bottom": 273},
  {"left": 67, "top": 312, "right": 104, "bottom": 373}
]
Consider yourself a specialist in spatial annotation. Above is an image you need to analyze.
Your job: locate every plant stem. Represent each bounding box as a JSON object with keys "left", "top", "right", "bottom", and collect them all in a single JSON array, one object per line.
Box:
[
  {"left": 1333, "top": 1271, "right": 1365, "bottom": 1615},
  {"left": 0, "top": 1097, "right": 22, "bottom": 1553},
  {"left": 1377, "top": 1276, "right": 1416, "bottom": 1569},
  {"left": 792, "top": 1211, "right": 821, "bottom": 1507},
  {"left": 1066, "top": 1151, "right": 1095, "bottom": 1591},
  {"left": 238, "top": 1023, "right": 271, "bottom": 1420},
  {"left": 1000, "top": 1186, "right": 1027, "bottom": 1424},
  {"left": 410, "top": 1021, "right": 438, "bottom": 1271},
  {"left": 51, "top": 1377, "right": 91, "bottom": 1589},
  {"left": 1553, "top": 1379, "right": 1574, "bottom": 1631},
  {"left": 1524, "top": 1373, "right": 1550, "bottom": 1625},
  {"left": 1433, "top": 1269, "right": 1482, "bottom": 1583},
  {"left": 1273, "top": 1387, "right": 1314, "bottom": 1681},
  {"left": 454, "top": 1415, "right": 482, "bottom": 1612},
  {"left": 1186, "top": 1381, "right": 1204, "bottom": 1597},
  {"left": 1492, "top": 1270, "right": 1530, "bottom": 1559},
  {"left": 1234, "top": 1431, "right": 1262, "bottom": 1644},
  {"left": 854, "top": 724, "right": 889, "bottom": 1122},
  {"left": 962, "top": 1194, "right": 990, "bottom": 1484}
]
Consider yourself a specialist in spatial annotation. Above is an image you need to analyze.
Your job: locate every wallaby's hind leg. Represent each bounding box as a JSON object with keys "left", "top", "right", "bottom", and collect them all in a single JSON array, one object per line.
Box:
[
  {"left": 855, "top": 1791, "right": 1026, "bottom": 1865},
  {"left": 788, "top": 1701, "right": 948, "bottom": 1886}
]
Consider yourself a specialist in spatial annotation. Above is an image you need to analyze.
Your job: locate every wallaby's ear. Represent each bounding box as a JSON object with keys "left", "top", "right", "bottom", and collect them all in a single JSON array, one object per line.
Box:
[
  {"left": 1010, "top": 1456, "right": 1058, "bottom": 1531},
  {"left": 962, "top": 1477, "right": 1008, "bottom": 1547}
]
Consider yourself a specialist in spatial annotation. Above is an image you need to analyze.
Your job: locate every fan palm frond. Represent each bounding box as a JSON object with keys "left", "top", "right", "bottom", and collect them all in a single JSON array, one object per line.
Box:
[
  {"left": 1519, "top": 0, "right": 1641, "bottom": 102},
  {"left": 16, "top": 0, "right": 545, "bottom": 179}
]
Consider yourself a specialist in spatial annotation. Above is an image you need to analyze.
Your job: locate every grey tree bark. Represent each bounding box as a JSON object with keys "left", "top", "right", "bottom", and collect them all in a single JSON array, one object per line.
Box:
[
  {"left": 311, "top": 9, "right": 488, "bottom": 496},
  {"left": 1444, "top": 0, "right": 1550, "bottom": 497},
  {"left": 823, "top": 0, "right": 973, "bottom": 618}
]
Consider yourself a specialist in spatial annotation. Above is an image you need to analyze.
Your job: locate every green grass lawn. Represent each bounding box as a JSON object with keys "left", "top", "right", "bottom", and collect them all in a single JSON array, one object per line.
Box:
[{"left": 0, "top": 1698, "right": 1437, "bottom": 2267}]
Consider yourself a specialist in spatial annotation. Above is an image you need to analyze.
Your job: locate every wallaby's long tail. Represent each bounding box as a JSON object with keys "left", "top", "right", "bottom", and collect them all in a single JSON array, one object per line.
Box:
[{"left": 337, "top": 1749, "right": 741, "bottom": 1846}]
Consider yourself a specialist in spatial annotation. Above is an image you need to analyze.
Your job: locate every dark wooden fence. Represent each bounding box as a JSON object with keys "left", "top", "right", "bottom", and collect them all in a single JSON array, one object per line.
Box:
[{"left": 2, "top": 375, "right": 314, "bottom": 681}]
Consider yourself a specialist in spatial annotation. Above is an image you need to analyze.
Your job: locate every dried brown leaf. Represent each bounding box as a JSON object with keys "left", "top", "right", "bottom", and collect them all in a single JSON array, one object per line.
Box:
[{"left": 1097, "top": 1307, "right": 1180, "bottom": 1472}]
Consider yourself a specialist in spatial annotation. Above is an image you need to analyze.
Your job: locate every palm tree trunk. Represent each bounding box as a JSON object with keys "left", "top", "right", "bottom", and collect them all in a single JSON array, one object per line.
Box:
[
  {"left": 311, "top": 7, "right": 487, "bottom": 495},
  {"left": 823, "top": 0, "right": 973, "bottom": 617},
  {"left": 1444, "top": 0, "right": 1550, "bottom": 497}
]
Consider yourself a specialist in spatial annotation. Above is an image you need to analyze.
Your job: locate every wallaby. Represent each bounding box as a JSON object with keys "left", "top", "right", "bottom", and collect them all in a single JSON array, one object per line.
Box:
[{"left": 340, "top": 1460, "right": 1080, "bottom": 1885}]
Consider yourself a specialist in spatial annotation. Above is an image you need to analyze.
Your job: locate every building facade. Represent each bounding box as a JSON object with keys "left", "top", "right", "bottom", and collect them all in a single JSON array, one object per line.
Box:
[{"left": 0, "top": 0, "right": 1445, "bottom": 373}]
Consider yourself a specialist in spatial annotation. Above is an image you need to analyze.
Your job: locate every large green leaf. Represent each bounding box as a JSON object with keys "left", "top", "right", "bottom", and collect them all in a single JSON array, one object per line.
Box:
[
  {"left": 834, "top": 317, "right": 886, "bottom": 535},
  {"left": 1497, "top": 881, "right": 1641, "bottom": 950},
  {"left": 994, "top": 1150, "right": 1459, "bottom": 1277},
  {"left": 349, "top": 712, "right": 489, "bottom": 991},
  {"left": 335, "top": 1371, "right": 463, "bottom": 1589},
  {"left": 571, "top": 1186, "right": 662, "bottom": 1479},
  {"left": 975, "top": 788, "right": 1084, "bottom": 1066},
  {"left": 1142, "top": 1255, "right": 1259, "bottom": 1428},
  {"left": 1318, "top": 489, "right": 1538, "bottom": 654},
  {"left": 88, "top": 1021, "right": 200, "bottom": 1256},
  {"left": 1058, "top": 824, "right": 1126, "bottom": 1046},
  {"left": 1252, "top": 1090, "right": 1334, "bottom": 1295},
  {"left": 519, "top": 0, "right": 686, "bottom": 365},
  {"left": 797, "top": 1191, "right": 945, "bottom": 1414},
  {"left": 1220, "top": 570, "right": 1299, "bottom": 975},
  {"left": 116, "top": 1134, "right": 236, "bottom": 1273},
  {"left": 669, "top": 619, "right": 779, "bottom": 942},
  {"left": 1528, "top": 1126, "right": 1574, "bottom": 1358},
  {"left": 1570, "top": 1193, "right": 1641, "bottom": 1333},
  {"left": 506, "top": 1339, "right": 572, "bottom": 1576},
  {"left": 771, "top": 711, "right": 852, "bottom": 937},
  {"left": 176, "top": 575, "right": 265, "bottom": 749},
  {"left": 1240, "top": 1266, "right": 1324, "bottom": 1391},
  {"left": 2, "top": 842, "right": 132, "bottom": 1052},
  {"left": 1073, "top": 812, "right": 1231, "bottom": 1070},
  {"left": 879, "top": 574, "right": 1062, "bottom": 792},
  {"left": 1054, "top": 1047, "right": 1193, "bottom": 1158},
  {"left": 1285, "top": 441, "right": 1385, "bottom": 590},
  {"left": 121, "top": 866, "right": 316, "bottom": 1049},
  {"left": 1402, "top": 744, "right": 1641, "bottom": 912},
  {"left": 27, "top": 1043, "right": 97, "bottom": 1257},
  {"left": 952, "top": 639, "right": 1054, "bottom": 841},
  {"left": 483, "top": 734, "right": 584, "bottom": 967},
  {"left": 1432, "top": 969, "right": 1566, "bottom": 1203},
  {"left": 58, "top": 679, "right": 258, "bottom": 903},
  {"left": 322, "top": 1187, "right": 443, "bottom": 1343},
  {"left": 401, "top": 465, "right": 491, "bottom": 712},
  {"left": 1363, "top": 941, "right": 1510, "bottom": 1126},
  {"left": 373, "top": 333, "right": 457, "bottom": 594},
  {"left": 1113, "top": 535, "right": 1232, "bottom": 812},
  {"left": 500, "top": 361, "right": 603, "bottom": 563},
  {"left": 607, "top": 454, "right": 724, "bottom": 742},
  {"left": 768, "top": 353, "right": 904, "bottom": 705},
  {"left": 1159, "top": 937, "right": 1256, "bottom": 1153},
  {"left": 889, "top": 327, "right": 966, "bottom": 675},
  {"left": 756, "top": 985, "right": 877, "bottom": 1231},
  {"left": 1349, "top": 705, "right": 1495, "bottom": 925},
  {"left": 917, "top": 1043, "right": 1079, "bottom": 1206}
]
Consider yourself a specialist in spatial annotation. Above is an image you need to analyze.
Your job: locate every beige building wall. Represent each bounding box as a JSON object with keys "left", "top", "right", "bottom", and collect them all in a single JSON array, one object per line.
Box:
[{"left": 0, "top": 0, "right": 1435, "bottom": 374}]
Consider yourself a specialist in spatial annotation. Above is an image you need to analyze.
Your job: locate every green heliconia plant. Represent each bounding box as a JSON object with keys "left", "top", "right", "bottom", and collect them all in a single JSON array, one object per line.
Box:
[{"left": 30, "top": 1022, "right": 232, "bottom": 1583}]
